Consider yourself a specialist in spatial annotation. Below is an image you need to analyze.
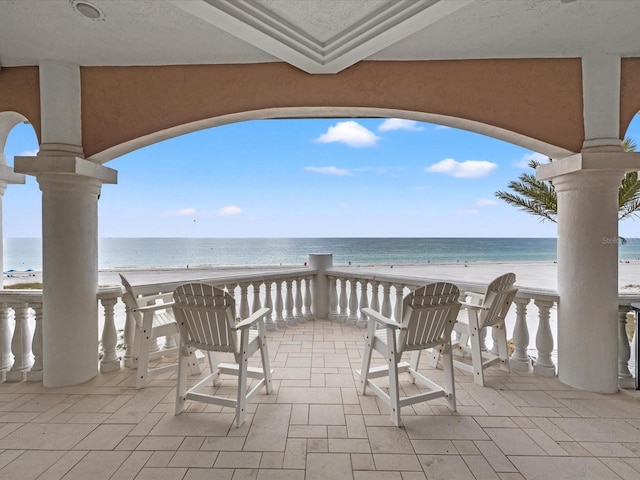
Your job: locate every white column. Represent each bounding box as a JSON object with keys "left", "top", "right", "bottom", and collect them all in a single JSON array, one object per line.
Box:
[{"left": 537, "top": 55, "right": 640, "bottom": 393}]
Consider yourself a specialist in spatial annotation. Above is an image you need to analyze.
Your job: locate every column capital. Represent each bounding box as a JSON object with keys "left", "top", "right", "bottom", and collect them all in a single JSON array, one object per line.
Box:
[
  {"left": 13, "top": 154, "right": 117, "bottom": 188},
  {"left": 537, "top": 151, "right": 640, "bottom": 185}
]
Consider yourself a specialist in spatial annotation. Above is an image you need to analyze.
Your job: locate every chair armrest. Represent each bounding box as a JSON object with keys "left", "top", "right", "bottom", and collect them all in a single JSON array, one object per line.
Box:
[
  {"left": 235, "top": 307, "right": 271, "bottom": 329},
  {"left": 133, "top": 301, "right": 175, "bottom": 314},
  {"left": 463, "top": 291, "right": 485, "bottom": 304},
  {"left": 361, "top": 308, "right": 403, "bottom": 329},
  {"left": 459, "top": 300, "right": 489, "bottom": 311}
]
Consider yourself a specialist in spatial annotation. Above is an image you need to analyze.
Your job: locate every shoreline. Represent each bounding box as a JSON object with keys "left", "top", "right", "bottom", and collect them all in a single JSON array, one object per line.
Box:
[{"left": 4, "top": 260, "right": 640, "bottom": 293}]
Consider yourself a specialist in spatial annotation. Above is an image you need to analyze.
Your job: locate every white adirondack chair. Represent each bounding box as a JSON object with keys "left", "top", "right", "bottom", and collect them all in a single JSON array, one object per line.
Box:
[
  {"left": 172, "top": 283, "right": 273, "bottom": 428},
  {"left": 448, "top": 272, "right": 518, "bottom": 386},
  {"left": 357, "top": 282, "right": 461, "bottom": 427},
  {"left": 120, "top": 274, "right": 201, "bottom": 389}
]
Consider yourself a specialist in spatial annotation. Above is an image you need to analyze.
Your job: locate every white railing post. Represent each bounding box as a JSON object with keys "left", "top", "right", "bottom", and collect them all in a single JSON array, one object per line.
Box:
[
  {"left": 338, "top": 277, "right": 348, "bottom": 323},
  {"left": 381, "top": 283, "right": 392, "bottom": 319},
  {"left": 264, "top": 280, "right": 275, "bottom": 330},
  {"left": 533, "top": 299, "right": 556, "bottom": 377},
  {"left": 99, "top": 297, "right": 120, "bottom": 373},
  {"left": 510, "top": 297, "right": 532, "bottom": 372},
  {"left": 618, "top": 307, "right": 634, "bottom": 388},
  {"left": 329, "top": 277, "right": 338, "bottom": 321},
  {"left": 26, "top": 302, "right": 43, "bottom": 381},
  {"left": 348, "top": 279, "right": 359, "bottom": 324},
  {"left": 239, "top": 283, "right": 250, "bottom": 320},
  {"left": 6, "top": 303, "right": 33, "bottom": 381},
  {"left": 285, "top": 279, "right": 296, "bottom": 325},
  {"left": 295, "top": 277, "right": 305, "bottom": 323},
  {"left": 274, "top": 280, "right": 284, "bottom": 328},
  {"left": 252, "top": 281, "right": 262, "bottom": 315},
  {"left": 358, "top": 280, "right": 369, "bottom": 327},
  {"left": 369, "top": 280, "right": 380, "bottom": 313},
  {"left": 0, "top": 304, "right": 11, "bottom": 372},
  {"left": 393, "top": 283, "right": 404, "bottom": 322},
  {"left": 304, "top": 276, "right": 313, "bottom": 320}
]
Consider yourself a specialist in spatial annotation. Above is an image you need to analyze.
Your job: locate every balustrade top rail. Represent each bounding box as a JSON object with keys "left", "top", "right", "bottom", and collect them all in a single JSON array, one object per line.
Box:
[{"left": 326, "top": 268, "right": 561, "bottom": 304}]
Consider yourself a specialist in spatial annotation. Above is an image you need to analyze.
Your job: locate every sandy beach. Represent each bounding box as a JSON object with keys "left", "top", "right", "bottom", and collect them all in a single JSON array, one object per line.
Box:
[{"left": 4, "top": 260, "right": 640, "bottom": 293}]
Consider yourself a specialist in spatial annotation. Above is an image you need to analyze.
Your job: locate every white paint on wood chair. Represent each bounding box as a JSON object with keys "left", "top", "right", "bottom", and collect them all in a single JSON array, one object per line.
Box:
[
  {"left": 357, "top": 282, "right": 461, "bottom": 427},
  {"left": 119, "top": 274, "right": 201, "bottom": 389},
  {"left": 446, "top": 272, "right": 518, "bottom": 387},
  {"left": 172, "top": 283, "right": 273, "bottom": 428}
]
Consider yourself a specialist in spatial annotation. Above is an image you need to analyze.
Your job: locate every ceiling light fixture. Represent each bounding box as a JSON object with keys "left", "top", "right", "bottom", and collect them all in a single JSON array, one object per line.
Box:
[{"left": 70, "top": 0, "right": 105, "bottom": 20}]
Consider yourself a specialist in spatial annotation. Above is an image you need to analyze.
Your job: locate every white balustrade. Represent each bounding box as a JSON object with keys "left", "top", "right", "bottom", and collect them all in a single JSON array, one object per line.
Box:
[
  {"left": 358, "top": 280, "right": 369, "bottom": 327},
  {"left": 618, "top": 306, "right": 634, "bottom": 388},
  {"left": 328, "top": 276, "right": 338, "bottom": 320},
  {"left": 338, "top": 277, "right": 348, "bottom": 323},
  {"left": 274, "top": 280, "right": 284, "bottom": 328},
  {"left": 264, "top": 280, "right": 275, "bottom": 330},
  {"left": 285, "top": 279, "right": 295, "bottom": 325},
  {"left": 348, "top": 279, "right": 359, "bottom": 324},
  {"left": 99, "top": 297, "right": 120, "bottom": 373},
  {"left": 532, "top": 299, "right": 556, "bottom": 377},
  {"left": 6, "top": 302, "right": 33, "bottom": 381},
  {"left": 0, "top": 304, "right": 11, "bottom": 372},
  {"left": 303, "top": 276, "right": 313, "bottom": 320}
]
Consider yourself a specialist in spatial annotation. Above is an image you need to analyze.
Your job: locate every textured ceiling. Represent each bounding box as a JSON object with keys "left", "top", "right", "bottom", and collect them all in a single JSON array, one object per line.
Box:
[{"left": 1, "top": 0, "right": 640, "bottom": 73}]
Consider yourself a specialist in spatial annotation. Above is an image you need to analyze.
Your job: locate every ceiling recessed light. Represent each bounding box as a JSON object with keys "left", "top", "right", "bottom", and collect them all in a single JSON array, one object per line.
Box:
[{"left": 70, "top": 0, "right": 105, "bottom": 20}]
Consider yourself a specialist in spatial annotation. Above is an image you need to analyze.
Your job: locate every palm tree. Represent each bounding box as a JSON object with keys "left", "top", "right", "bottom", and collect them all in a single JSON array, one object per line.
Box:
[{"left": 495, "top": 137, "right": 640, "bottom": 224}]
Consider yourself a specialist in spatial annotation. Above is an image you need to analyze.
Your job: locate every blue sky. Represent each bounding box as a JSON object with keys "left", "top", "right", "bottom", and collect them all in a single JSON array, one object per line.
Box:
[{"left": 3, "top": 115, "right": 640, "bottom": 238}]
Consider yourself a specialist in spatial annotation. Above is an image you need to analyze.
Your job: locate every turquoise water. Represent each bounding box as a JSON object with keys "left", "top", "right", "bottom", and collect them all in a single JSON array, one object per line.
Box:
[{"left": 4, "top": 237, "right": 640, "bottom": 271}]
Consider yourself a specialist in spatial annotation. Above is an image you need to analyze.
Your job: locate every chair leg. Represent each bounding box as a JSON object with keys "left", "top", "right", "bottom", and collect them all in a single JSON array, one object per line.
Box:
[
  {"left": 135, "top": 312, "right": 154, "bottom": 389},
  {"left": 236, "top": 354, "right": 248, "bottom": 428},
  {"left": 409, "top": 350, "right": 421, "bottom": 382},
  {"left": 442, "top": 344, "right": 457, "bottom": 412},
  {"left": 187, "top": 344, "right": 202, "bottom": 375},
  {"left": 494, "top": 324, "right": 511, "bottom": 372},
  {"left": 387, "top": 338, "right": 401, "bottom": 427},
  {"left": 175, "top": 345, "right": 189, "bottom": 415},
  {"left": 258, "top": 323, "right": 273, "bottom": 394},
  {"left": 359, "top": 322, "right": 375, "bottom": 394},
  {"left": 468, "top": 316, "right": 486, "bottom": 387}
]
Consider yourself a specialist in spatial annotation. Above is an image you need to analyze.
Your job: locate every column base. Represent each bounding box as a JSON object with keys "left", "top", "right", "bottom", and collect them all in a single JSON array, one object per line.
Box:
[
  {"left": 618, "top": 375, "right": 635, "bottom": 389},
  {"left": 99, "top": 359, "right": 122, "bottom": 373}
]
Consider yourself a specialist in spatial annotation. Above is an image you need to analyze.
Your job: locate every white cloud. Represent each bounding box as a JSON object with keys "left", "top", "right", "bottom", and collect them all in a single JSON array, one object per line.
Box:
[
  {"left": 218, "top": 205, "right": 242, "bottom": 216},
  {"left": 306, "top": 166, "right": 352, "bottom": 176},
  {"left": 513, "top": 151, "right": 548, "bottom": 168},
  {"left": 378, "top": 118, "right": 423, "bottom": 132},
  {"left": 477, "top": 198, "right": 497, "bottom": 207},
  {"left": 315, "top": 121, "right": 379, "bottom": 147},
  {"left": 425, "top": 158, "right": 498, "bottom": 178}
]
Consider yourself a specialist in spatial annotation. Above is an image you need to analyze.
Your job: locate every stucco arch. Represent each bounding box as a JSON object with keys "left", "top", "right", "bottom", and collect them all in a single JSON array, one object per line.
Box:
[
  {"left": 0, "top": 111, "right": 32, "bottom": 159},
  {"left": 80, "top": 60, "right": 586, "bottom": 164},
  {"left": 92, "top": 106, "right": 577, "bottom": 166}
]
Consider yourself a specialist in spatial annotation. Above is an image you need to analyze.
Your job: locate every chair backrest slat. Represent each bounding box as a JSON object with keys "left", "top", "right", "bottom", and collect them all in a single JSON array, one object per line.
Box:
[
  {"left": 400, "top": 282, "right": 461, "bottom": 351},
  {"left": 478, "top": 273, "right": 517, "bottom": 329},
  {"left": 173, "top": 283, "right": 237, "bottom": 352}
]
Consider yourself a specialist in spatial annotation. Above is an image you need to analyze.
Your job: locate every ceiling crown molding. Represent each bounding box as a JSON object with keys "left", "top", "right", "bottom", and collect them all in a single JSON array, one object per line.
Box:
[{"left": 169, "top": 0, "right": 473, "bottom": 74}]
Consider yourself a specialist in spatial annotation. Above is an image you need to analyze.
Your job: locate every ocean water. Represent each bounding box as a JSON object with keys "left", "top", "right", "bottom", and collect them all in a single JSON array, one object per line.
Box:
[{"left": 5, "top": 237, "right": 640, "bottom": 271}]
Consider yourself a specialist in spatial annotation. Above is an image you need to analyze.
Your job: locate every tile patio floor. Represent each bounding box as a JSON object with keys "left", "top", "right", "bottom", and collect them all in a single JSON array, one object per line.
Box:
[{"left": 0, "top": 320, "right": 638, "bottom": 480}]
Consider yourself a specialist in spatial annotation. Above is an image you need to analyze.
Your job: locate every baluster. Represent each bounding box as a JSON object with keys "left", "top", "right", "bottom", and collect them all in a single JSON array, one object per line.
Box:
[
  {"left": 26, "top": 302, "right": 43, "bottom": 381},
  {"left": 393, "top": 283, "right": 404, "bottom": 322},
  {"left": 303, "top": 276, "right": 313, "bottom": 320},
  {"left": 618, "top": 307, "right": 634, "bottom": 388},
  {"left": 123, "top": 299, "right": 136, "bottom": 368},
  {"left": 252, "top": 281, "right": 262, "bottom": 315},
  {"left": 532, "top": 299, "right": 556, "bottom": 377},
  {"left": 0, "top": 304, "right": 12, "bottom": 372},
  {"left": 295, "top": 277, "right": 305, "bottom": 323},
  {"left": 381, "top": 283, "right": 392, "bottom": 319},
  {"left": 348, "top": 278, "right": 359, "bottom": 324},
  {"left": 99, "top": 297, "right": 121, "bottom": 373},
  {"left": 338, "top": 277, "right": 348, "bottom": 323},
  {"left": 239, "top": 283, "right": 250, "bottom": 320},
  {"left": 6, "top": 303, "right": 33, "bottom": 381},
  {"left": 274, "top": 280, "right": 284, "bottom": 328},
  {"left": 358, "top": 280, "right": 369, "bottom": 327},
  {"left": 264, "top": 280, "right": 275, "bottom": 330},
  {"left": 369, "top": 280, "right": 380, "bottom": 313},
  {"left": 510, "top": 297, "right": 532, "bottom": 371},
  {"left": 328, "top": 276, "right": 338, "bottom": 321},
  {"left": 285, "top": 279, "right": 296, "bottom": 325}
]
